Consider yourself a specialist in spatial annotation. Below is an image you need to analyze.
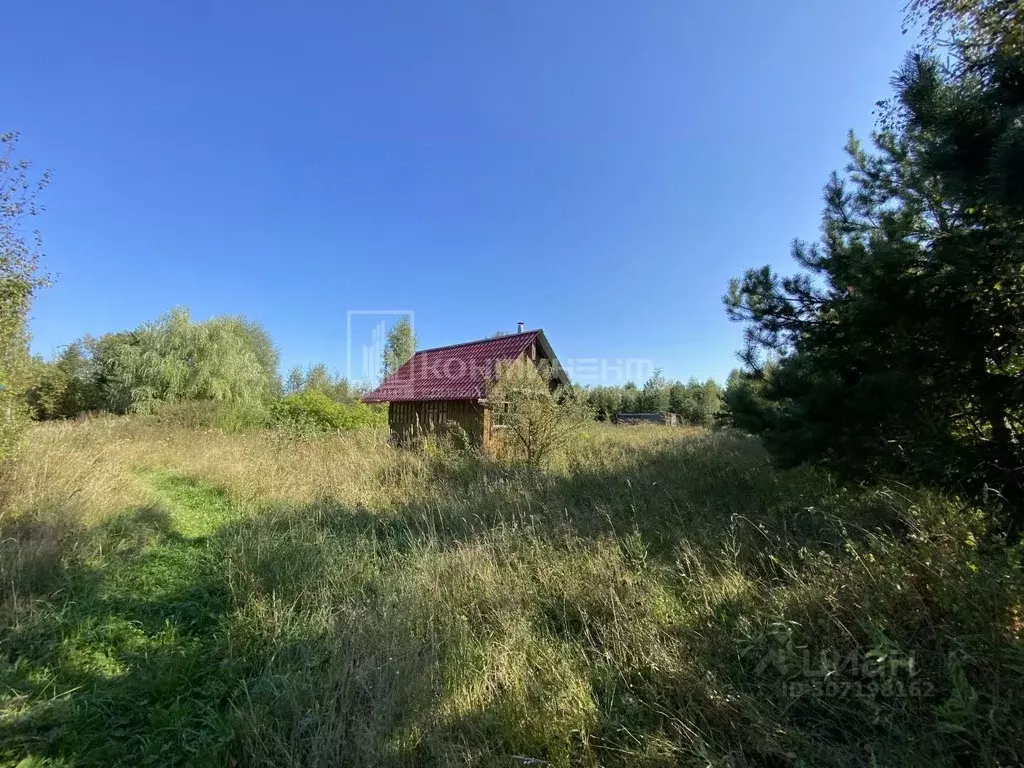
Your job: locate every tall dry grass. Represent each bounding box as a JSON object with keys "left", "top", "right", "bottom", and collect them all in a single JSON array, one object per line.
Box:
[{"left": 2, "top": 416, "right": 1023, "bottom": 766}]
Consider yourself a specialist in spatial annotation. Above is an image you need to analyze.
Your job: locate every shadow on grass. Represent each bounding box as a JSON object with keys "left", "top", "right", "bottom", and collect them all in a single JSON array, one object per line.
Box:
[
  {"left": 224, "top": 433, "right": 1024, "bottom": 765},
  {"left": 1, "top": 476, "right": 244, "bottom": 767}
]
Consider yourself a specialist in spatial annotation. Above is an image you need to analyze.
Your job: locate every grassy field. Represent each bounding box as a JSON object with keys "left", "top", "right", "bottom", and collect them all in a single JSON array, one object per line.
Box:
[{"left": 1, "top": 419, "right": 1022, "bottom": 767}]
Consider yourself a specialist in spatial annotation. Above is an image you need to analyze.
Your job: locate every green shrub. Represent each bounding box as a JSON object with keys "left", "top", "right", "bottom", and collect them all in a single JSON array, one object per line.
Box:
[
  {"left": 669, "top": 377, "right": 723, "bottom": 427},
  {"left": 272, "top": 391, "right": 386, "bottom": 432},
  {"left": 144, "top": 399, "right": 272, "bottom": 432},
  {"left": 489, "top": 359, "right": 593, "bottom": 468},
  {"left": 216, "top": 400, "right": 273, "bottom": 432}
]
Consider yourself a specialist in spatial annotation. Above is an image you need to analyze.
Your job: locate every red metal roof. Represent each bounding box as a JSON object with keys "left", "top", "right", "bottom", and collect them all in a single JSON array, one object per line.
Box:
[{"left": 363, "top": 331, "right": 542, "bottom": 403}]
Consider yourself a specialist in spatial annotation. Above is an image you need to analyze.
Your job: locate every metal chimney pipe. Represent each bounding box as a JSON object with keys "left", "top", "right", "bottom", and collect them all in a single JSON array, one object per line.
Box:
[{"left": 517, "top": 321, "right": 525, "bottom": 333}]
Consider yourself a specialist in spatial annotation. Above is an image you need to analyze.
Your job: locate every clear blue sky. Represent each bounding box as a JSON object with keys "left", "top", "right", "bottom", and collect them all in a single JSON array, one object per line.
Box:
[{"left": 11, "top": 0, "right": 911, "bottom": 386}]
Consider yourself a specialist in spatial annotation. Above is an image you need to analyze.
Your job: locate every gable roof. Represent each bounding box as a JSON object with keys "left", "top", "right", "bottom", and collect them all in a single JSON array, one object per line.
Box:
[{"left": 362, "top": 329, "right": 568, "bottom": 403}]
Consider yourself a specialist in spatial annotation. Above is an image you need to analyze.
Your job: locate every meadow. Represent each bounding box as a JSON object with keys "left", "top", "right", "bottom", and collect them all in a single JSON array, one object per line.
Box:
[{"left": 1, "top": 419, "right": 1022, "bottom": 767}]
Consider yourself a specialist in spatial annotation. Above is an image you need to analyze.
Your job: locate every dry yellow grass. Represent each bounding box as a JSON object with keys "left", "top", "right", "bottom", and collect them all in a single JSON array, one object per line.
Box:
[
  {"left": 7, "top": 417, "right": 709, "bottom": 527},
  {"left": 8, "top": 418, "right": 423, "bottom": 518}
]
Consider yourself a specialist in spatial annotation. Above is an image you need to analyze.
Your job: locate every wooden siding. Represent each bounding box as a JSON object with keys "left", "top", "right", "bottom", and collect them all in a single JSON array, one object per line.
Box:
[{"left": 388, "top": 399, "right": 487, "bottom": 447}]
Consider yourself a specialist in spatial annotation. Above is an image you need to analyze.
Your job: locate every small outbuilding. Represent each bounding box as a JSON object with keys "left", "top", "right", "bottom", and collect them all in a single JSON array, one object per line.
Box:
[
  {"left": 363, "top": 328, "right": 568, "bottom": 451},
  {"left": 614, "top": 412, "right": 679, "bottom": 426}
]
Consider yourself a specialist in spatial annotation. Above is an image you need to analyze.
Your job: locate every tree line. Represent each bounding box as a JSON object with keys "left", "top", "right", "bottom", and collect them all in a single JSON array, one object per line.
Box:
[
  {"left": 26, "top": 308, "right": 406, "bottom": 432},
  {"left": 29, "top": 308, "right": 278, "bottom": 418},
  {"left": 584, "top": 369, "right": 724, "bottom": 427},
  {"left": 29, "top": 308, "right": 724, "bottom": 431}
]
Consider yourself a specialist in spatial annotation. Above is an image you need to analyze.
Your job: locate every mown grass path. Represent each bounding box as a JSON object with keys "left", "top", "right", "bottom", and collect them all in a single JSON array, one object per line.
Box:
[{"left": 1, "top": 473, "right": 245, "bottom": 768}]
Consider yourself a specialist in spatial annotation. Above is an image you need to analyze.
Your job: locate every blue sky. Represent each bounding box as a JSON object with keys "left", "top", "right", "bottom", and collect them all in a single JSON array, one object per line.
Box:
[{"left": 11, "top": 0, "right": 911, "bottom": 386}]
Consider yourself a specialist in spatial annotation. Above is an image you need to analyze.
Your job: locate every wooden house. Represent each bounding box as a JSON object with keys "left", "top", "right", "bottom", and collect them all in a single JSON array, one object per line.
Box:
[{"left": 362, "top": 328, "right": 568, "bottom": 451}]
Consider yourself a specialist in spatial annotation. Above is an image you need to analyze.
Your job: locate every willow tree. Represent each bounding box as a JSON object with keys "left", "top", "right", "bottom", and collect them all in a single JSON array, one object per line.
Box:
[{"left": 104, "top": 308, "right": 279, "bottom": 412}]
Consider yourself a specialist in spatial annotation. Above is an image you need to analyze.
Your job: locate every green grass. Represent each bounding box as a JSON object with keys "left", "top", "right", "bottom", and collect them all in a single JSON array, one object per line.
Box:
[
  {"left": 1, "top": 473, "right": 244, "bottom": 766},
  {"left": 2, "top": 423, "right": 1023, "bottom": 766}
]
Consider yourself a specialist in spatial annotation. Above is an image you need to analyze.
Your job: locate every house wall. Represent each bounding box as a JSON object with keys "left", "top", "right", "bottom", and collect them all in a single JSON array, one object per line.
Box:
[{"left": 388, "top": 399, "right": 486, "bottom": 446}]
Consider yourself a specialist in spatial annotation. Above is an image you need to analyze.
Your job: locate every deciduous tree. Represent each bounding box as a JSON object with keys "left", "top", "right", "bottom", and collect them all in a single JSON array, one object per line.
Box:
[
  {"left": 381, "top": 315, "right": 417, "bottom": 379},
  {"left": 100, "top": 308, "right": 279, "bottom": 412},
  {"left": 489, "top": 358, "right": 592, "bottom": 467},
  {"left": 0, "top": 132, "right": 50, "bottom": 457}
]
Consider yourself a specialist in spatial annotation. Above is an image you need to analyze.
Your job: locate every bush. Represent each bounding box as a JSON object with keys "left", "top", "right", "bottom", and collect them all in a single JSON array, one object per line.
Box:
[
  {"left": 723, "top": 367, "right": 777, "bottom": 433},
  {"left": 489, "top": 359, "right": 593, "bottom": 468},
  {"left": 143, "top": 399, "right": 272, "bottom": 432},
  {"left": 272, "top": 391, "right": 386, "bottom": 432}
]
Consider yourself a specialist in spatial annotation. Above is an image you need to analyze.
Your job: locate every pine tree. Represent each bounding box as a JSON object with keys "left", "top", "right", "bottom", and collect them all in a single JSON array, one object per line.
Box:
[{"left": 725, "top": 0, "right": 1024, "bottom": 533}]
